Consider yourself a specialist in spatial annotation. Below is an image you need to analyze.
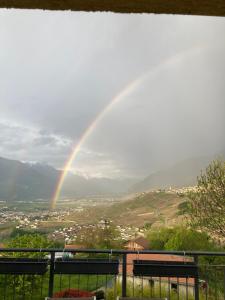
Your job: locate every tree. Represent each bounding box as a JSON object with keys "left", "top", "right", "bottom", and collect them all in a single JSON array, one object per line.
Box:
[
  {"left": 97, "top": 222, "right": 122, "bottom": 249},
  {"left": 2, "top": 234, "right": 55, "bottom": 297},
  {"left": 164, "top": 227, "right": 225, "bottom": 276},
  {"left": 146, "top": 227, "right": 176, "bottom": 250},
  {"left": 7, "top": 233, "right": 55, "bottom": 257},
  {"left": 164, "top": 227, "right": 213, "bottom": 251},
  {"left": 75, "top": 222, "right": 122, "bottom": 249},
  {"left": 188, "top": 159, "right": 225, "bottom": 240},
  {"left": 147, "top": 226, "right": 214, "bottom": 251}
]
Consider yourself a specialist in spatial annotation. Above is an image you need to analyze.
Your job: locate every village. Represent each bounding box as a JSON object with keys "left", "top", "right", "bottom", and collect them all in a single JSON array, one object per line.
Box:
[
  {"left": 0, "top": 204, "right": 146, "bottom": 244},
  {"left": 0, "top": 186, "right": 196, "bottom": 243}
]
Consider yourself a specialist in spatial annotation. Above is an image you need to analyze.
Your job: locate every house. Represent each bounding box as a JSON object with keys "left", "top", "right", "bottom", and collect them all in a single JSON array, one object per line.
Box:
[
  {"left": 124, "top": 236, "right": 149, "bottom": 250},
  {"left": 64, "top": 244, "right": 85, "bottom": 254}
]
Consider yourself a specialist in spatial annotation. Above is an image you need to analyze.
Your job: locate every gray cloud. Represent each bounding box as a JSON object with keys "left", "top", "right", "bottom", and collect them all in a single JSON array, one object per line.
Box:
[
  {"left": 0, "top": 10, "right": 224, "bottom": 178},
  {"left": 0, "top": 121, "right": 73, "bottom": 167}
]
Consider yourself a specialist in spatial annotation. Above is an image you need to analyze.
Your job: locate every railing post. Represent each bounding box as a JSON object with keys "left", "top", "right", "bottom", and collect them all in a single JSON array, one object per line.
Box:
[
  {"left": 48, "top": 251, "right": 55, "bottom": 297},
  {"left": 194, "top": 255, "right": 199, "bottom": 300},
  {"left": 122, "top": 253, "right": 127, "bottom": 297},
  {"left": 223, "top": 267, "right": 225, "bottom": 300}
]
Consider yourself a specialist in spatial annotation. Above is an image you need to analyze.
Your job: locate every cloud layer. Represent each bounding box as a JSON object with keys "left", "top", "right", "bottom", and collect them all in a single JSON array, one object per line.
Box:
[{"left": 0, "top": 10, "right": 225, "bottom": 177}]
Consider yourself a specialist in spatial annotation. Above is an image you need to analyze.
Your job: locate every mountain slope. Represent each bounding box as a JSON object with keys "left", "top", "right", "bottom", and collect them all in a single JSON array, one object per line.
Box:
[
  {"left": 98, "top": 191, "right": 186, "bottom": 227},
  {"left": 130, "top": 154, "right": 224, "bottom": 193},
  {"left": 0, "top": 157, "right": 133, "bottom": 201},
  {"left": 0, "top": 157, "right": 60, "bottom": 201}
]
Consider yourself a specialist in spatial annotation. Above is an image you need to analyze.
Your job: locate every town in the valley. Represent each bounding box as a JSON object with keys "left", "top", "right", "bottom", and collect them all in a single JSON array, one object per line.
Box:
[{"left": 0, "top": 186, "right": 195, "bottom": 246}]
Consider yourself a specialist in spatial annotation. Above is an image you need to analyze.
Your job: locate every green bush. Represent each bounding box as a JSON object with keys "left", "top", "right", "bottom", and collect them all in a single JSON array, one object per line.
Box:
[
  {"left": 164, "top": 227, "right": 213, "bottom": 251},
  {"left": 146, "top": 227, "right": 176, "bottom": 250}
]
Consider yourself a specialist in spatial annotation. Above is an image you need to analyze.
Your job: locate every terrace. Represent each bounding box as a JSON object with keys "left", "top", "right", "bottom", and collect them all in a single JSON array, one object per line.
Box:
[
  {"left": 0, "top": 248, "right": 225, "bottom": 300},
  {"left": 0, "top": 1, "right": 224, "bottom": 299}
]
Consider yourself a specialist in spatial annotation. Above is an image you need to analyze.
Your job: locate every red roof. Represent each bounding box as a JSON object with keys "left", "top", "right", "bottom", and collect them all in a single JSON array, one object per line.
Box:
[
  {"left": 64, "top": 244, "right": 84, "bottom": 249},
  {"left": 125, "top": 236, "right": 149, "bottom": 249}
]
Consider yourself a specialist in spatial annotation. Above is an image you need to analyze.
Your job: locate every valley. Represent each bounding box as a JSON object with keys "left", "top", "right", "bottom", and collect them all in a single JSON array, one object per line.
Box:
[{"left": 0, "top": 189, "right": 189, "bottom": 243}]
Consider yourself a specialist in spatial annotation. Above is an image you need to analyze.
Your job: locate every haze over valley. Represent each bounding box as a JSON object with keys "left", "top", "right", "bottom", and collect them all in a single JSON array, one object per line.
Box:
[{"left": 0, "top": 152, "right": 223, "bottom": 203}]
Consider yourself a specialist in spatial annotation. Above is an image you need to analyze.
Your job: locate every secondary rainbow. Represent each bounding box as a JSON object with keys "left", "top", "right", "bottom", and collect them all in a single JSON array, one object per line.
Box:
[
  {"left": 50, "top": 77, "right": 142, "bottom": 209},
  {"left": 50, "top": 45, "right": 202, "bottom": 209}
]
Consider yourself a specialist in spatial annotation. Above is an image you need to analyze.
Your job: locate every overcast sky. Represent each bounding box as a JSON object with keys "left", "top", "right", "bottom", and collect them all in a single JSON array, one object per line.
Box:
[{"left": 0, "top": 10, "right": 225, "bottom": 178}]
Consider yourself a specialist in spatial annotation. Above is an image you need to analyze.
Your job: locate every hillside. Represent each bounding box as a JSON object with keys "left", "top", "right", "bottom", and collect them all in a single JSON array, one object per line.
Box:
[
  {"left": 38, "top": 191, "right": 186, "bottom": 230},
  {"left": 130, "top": 155, "right": 224, "bottom": 193},
  {"left": 99, "top": 191, "right": 186, "bottom": 227}
]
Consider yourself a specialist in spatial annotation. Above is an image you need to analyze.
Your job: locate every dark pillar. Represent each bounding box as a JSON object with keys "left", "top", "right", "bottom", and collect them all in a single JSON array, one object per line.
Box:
[
  {"left": 122, "top": 253, "right": 127, "bottom": 297},
  {"left": 48, "top": 252, "right": 55, "bottom": 297}
]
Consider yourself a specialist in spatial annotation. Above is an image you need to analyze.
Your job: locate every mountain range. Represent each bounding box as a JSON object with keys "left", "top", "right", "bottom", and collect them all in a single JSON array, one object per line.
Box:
[
  {"left": 129, "top": 155, "right": 222, "bottom": 193},
  {"left": 0, "top": 157, "right": 134, "bottom": 201},
  {"left": 0, "top": 152, "right": 223, "bottom": 202}
]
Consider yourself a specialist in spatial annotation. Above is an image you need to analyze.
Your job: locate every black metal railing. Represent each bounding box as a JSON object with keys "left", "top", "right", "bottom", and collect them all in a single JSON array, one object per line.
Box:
[{"left": 0, "top": 248, "right": 225, "bottom": 300}]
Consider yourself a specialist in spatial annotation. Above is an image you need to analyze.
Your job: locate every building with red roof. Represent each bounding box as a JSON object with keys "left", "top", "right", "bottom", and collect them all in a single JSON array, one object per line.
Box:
[{"left": 124, "top": 236, "right": 149, "bottom": 251}]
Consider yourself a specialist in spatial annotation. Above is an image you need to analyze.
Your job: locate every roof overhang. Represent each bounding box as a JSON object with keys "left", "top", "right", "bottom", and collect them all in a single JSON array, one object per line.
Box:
[{"left": 0, "top": 0, "right": 225, "bottom": 17}]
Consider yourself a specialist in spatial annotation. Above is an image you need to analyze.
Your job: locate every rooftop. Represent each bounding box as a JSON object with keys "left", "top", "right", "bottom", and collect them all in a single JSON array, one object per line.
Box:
[{"left": 125, "top": 236, "right": 149, "bottom": 249}]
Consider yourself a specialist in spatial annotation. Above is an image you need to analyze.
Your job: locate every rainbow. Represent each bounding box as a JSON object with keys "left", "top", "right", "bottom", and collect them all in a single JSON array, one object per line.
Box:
[
  {"left": 50, "top": 77, "right": 142, "bottom": 209},
  {"left": 50, "top": 45, "right": 202, "bottom": 209}
]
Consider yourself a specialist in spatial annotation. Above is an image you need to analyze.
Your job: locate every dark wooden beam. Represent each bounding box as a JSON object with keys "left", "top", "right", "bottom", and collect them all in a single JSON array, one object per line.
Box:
[{"left": 0, "top": 0, "right": 225, "bottom": 17}]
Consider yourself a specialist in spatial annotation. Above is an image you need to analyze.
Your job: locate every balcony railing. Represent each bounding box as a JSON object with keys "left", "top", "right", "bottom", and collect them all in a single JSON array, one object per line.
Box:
[{"left": 0, "top": 248, "right": 225, "bottom": 300}]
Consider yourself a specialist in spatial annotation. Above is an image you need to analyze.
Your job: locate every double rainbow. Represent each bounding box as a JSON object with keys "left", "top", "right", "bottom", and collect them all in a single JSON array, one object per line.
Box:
[{"left": 50, "top": 45, "right": 202, "bottom": 209}]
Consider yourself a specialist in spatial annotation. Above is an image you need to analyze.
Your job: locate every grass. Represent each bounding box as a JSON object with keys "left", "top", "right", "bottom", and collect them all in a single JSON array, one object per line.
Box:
[
  {"left": 1, "top": 273, "right": 224, "bottom": 300},
  {"left": 106, "top": 279, "right": 224, "bottom": 300},
  {"left": 0, "top": 273, "right": 113, "bottom": 300}
]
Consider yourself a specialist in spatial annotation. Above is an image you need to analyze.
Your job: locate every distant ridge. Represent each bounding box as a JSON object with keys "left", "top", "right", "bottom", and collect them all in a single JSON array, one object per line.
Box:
[
  {"left": 0, "top": 157, "right": 133, "bottom": 202},
  {"left": 0, "top": 152, "right": 224, "bottom": 202},
  {"left": 130, "top": 153, "right": 225, "bottom": 193},
  {"left": 0, "top": 157, "right": 60, "bottom": 201}
]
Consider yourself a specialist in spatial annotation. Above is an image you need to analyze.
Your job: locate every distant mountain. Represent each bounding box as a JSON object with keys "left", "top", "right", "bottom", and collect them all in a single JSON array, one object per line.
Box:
[
  {"left": 130, "top": 154, "right": 224, "bottom": 193},
  {"left": 0, "top": 157, "right": 134, "bottom": 202},
  {"left": 62, "top": 174, "right": 135, "bottom": 197},
  {"left": 0, "top": 157, "right": 60, "bottom": 201},
  {"left": 1, "top": 153, "right": 224, "bottom": 202}
]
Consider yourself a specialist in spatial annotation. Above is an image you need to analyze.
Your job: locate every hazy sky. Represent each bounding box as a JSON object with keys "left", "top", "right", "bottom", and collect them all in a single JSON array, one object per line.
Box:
[{"left": 0, "top": 10, "right": 225, "bottom": 178}]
